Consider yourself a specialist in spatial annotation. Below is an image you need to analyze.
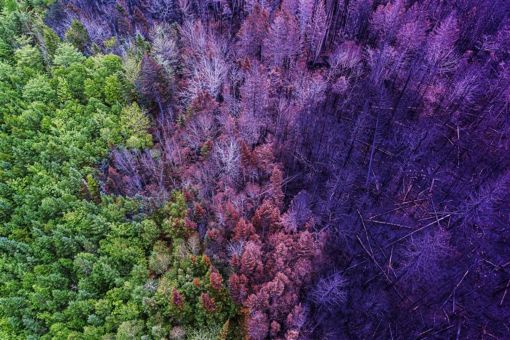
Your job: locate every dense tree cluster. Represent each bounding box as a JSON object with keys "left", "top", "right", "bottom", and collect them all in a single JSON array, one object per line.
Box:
[
  {"left": 1, "top": 0, "right": 509, "bottom": 339},
  {"left": 0, "top": 2, "right": 237, "bottom": 339}
]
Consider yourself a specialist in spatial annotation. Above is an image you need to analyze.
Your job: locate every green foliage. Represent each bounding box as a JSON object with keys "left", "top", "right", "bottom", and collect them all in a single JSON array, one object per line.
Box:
[
  {"left": 149, "top": 241, "right": 172, "bottom": 274},
  {"left": 104, "top": 74, "right": 122, "bottom": 104},
  {"left": 0, "top": 38, "right": 11, "bottom": 59},
  {"left": 22, "top": 74, "right": 55, "bottom": 102},
  {"left": 42, "top": 26, "right": 60, "bottom": 57},
  {"left": 53, "top": 42, "right": 85, "bottom": 67},
  {"left": 15, "top": 43, "right": 43, "bottom": 71},
  {"left": 0, "top": 14, "right": 149, "bottom": 338},
  {"left": 116, "top": 319, "right": 145, "bottom": 339},
  {"left": 104, "top": 36, "right": 117, "bottom": 50},
  {"left": 120, "top": 102, "right": 153, "bottom": 149},
  {"left": 3, "top": 0, "right": 18, "bottom": 12},
  {"left": 139, "top": 195, "right": 238, "bottom": 335},
  {"left": 65, "top": 19, "right": 89, "bottom": 52},
  {"left": 122, "top": 53, "right": 141, "bottom": 86},
  {"left": 160, "top": 191, "right": 191, "bottom": 239},
  {"left": 0, "top": 6, "right": 239, "bottom": 339},
  {"left": 134, "top": 33, "right": 150, "bottom": 59}
]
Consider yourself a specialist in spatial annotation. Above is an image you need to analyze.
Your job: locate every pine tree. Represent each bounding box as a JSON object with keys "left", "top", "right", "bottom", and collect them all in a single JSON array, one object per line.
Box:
[{"left": 65, "top": 20, "right": 90, "bottom": 52}]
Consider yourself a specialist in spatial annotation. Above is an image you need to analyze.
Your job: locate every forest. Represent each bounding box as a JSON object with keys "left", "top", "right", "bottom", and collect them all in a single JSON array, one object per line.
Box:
[{"left": 0, "top": 0, "right": 509, "bottom": 339}]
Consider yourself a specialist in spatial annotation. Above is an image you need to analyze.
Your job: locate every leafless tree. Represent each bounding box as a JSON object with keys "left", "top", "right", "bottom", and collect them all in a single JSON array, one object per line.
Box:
[
  {"left": 214, "top": 137, "right": 241, "bottom": 185},
  {"left": 310, "top": 272, "right": 347, "bottom": 312},
  {"left": 400, "top": 228, "right": 451, "bottom": 291}
]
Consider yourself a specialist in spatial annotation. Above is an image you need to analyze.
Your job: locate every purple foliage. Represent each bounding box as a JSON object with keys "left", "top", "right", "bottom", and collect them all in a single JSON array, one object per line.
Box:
[{"left": 50, "top": 0, "right": 510, "bottom": 337}]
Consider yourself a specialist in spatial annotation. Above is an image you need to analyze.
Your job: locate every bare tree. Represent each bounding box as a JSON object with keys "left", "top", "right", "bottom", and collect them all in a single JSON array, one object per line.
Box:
[
  {"left": 426, "top": 14, "right": 460, "bottom": 74},
  {"left": 310, "top": 272, "right": 347, "bottom": 312},
  {"left": 148, "top": 0, "right": 177, "bottom": 22},
  {"left": 214, "top": 137, "right": 241, "bottom": 185},
  {"left": 262, "top": 9, "right": 300, "bottom": 68},
  {"left": 400, "top": 228, "right": 451, "bottom": 292}
]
